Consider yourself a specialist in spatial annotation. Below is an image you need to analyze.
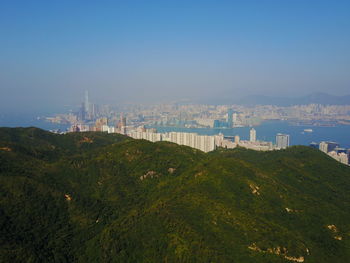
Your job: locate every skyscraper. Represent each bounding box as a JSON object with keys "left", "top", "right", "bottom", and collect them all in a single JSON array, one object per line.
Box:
[
  {"left": 227, "top": 109, "right": 233, "bottom": 128},
  {"left": 250, "top": 128, "right": 256, "bottom": 142},
  {"left": 84, "top": 90, "right": 89, "bottom": 115},
  {"left": 276, "top": 133, "right": 289, "bottom": 149}
]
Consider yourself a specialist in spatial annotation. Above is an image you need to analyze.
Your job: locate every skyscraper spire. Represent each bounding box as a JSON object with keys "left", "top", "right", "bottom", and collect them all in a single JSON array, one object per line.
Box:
[{"left": 85, "top": 90, "right": 89, "bottom": 113}]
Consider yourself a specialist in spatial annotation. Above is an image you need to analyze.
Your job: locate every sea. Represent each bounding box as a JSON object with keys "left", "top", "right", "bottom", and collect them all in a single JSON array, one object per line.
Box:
[
  {"left": 0, "top": 113, "right": 70, "bottom": 132},
  {"left": 0, "top": 113, "right": 349, "bottom": 149}
]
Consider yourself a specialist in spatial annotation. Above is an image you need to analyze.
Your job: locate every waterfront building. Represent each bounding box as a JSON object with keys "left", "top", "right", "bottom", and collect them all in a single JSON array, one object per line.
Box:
[
  {"left": 250, "top": 128, "right": 256, "bottom": 142},
  {"left": 232, "top": 113, "right": 238, "bottom": 126},
  {"left": 227, "top": 109, "right": 234, "bottom": 128},
  {"left": 276, "top": 133, "right": 289, "bottom": 149},
  {"left": 234, "top": 135, "right": 240, "bottom": 144}
]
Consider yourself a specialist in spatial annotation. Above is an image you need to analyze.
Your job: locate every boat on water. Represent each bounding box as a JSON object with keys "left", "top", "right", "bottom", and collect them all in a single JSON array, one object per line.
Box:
[{"left": 303, "top": 129, "right": 313, "bottom": 133}]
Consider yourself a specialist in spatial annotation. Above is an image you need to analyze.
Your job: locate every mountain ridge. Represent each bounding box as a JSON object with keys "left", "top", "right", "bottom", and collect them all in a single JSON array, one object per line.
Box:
[{"left": 1, "top": 127, "right": 350, "bottom": 262}]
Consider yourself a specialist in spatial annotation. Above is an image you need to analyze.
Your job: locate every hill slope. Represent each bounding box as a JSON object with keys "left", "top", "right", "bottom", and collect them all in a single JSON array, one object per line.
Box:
[{"left": 0, "top": 127, "right": 350, "bottom": 262}]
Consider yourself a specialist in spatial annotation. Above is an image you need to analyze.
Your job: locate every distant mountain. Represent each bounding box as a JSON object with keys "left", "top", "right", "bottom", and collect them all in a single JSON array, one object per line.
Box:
[
  {"left": 235, "top": 92, "right": 350, "bottom": 106},
  {"left": 1, "top": 127, "right": 350, "bottom": 262}
]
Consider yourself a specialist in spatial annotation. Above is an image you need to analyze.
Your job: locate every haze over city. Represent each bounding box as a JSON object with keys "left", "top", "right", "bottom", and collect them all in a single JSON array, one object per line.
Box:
[{"left": 1, "top": 0, "right": 350, "bottom": 114}]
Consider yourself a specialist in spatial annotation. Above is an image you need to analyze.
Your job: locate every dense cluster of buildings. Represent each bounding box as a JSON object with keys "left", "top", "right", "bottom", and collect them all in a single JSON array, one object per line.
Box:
[
  {"left": 68, "top": 116, "right": 349, "bottom": 166},
  {"left": 46, "top": 91, "right": 350, "bottom": 130},
  {"left": 310, "top": 141, "right": 349, "bottom": 165},
  {"left": 129, "top": 127, "right": 289, "bottom": 153},
  {"left": 47, "top": 92, "right": 349, "bottom": 165}
]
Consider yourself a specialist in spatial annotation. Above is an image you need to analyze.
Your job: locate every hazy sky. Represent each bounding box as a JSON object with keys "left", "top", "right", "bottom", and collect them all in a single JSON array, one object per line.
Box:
[{"left": 1, "top": 0, "right": 350, "bottom": 113}]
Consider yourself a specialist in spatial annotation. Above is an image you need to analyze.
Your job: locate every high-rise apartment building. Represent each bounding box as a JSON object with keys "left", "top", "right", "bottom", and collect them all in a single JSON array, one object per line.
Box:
[
  {"left": 250, "top": 128, "right": 256, "bottom": 142},
  {"left": 166, "top": 132, "right": 215, "bottom": 152},
  {"left": 319, "top": 141, "right": 339, "bottom": 153},
  {"left": 276, "top": 133, "right": 289, "bottom": 149}
]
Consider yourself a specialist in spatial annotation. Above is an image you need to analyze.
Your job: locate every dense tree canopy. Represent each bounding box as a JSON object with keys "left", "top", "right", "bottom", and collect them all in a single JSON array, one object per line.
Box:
[{"left": 0, "top": 127, "right": 349, "bottom": 262}]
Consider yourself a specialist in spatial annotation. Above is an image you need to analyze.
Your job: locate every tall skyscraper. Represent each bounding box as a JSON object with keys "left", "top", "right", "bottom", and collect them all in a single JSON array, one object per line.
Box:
[
  {"left": 250, "top": 128, "right": 256, "bottom": 142},
  {"left": 276, "top": 133, "right": 289, "bottom": 149},
  {"left": 84, "top": 90, "right": 89, "bottom": 114},
  {"left": 227, "top": 109, "right": 233, "bottom": 128}
]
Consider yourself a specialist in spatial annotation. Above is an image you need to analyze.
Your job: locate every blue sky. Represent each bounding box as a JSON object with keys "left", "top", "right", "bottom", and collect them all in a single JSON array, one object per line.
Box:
[{"left": 1, "top": 0, "right": 349, "bottom": 112}]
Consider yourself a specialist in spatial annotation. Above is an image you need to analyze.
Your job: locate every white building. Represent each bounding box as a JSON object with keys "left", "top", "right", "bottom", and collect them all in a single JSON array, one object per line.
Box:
[
  {"left": 129, "top": 131, "right": 162, "bottom": 143},
  {"left": 328, "top": 151, "right": 349, "bottom": 165},
  {"left": 319, "top": 141, "right": 328, "bottom": 153},
  {"left": 238, "top": 140, "right": 273, "bottom": 151},
  {"left": 107, "top": 126, "right": 116, "bottom": 133},
  {"left": 102, "top": 125, "right": 109, "bottom": 132},
  {"left": 250, "top": 128, "right": 256, "bottom": 142},
  {"left": 129, "top": 129, "right": 277, "bottom": 153},
  {"left": 276, "top": 133, "right": 289, "bottom": 149},
  {"left": 166, "top": 132, "right": 215, "bottom": 152},
  {"left": 319, "top": 141, "right": 339, "bottom": 153}
]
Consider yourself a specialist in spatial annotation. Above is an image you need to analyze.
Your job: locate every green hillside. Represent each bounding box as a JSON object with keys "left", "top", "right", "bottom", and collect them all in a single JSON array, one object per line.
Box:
[{"left": 0, "top": 127, "right": 349, "bottom": 262}]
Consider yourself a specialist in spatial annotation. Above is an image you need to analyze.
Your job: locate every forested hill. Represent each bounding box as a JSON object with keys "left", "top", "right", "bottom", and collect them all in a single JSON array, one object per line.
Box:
[{"left": 1, "top": 127, "right": 350, "bottom": 263}]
